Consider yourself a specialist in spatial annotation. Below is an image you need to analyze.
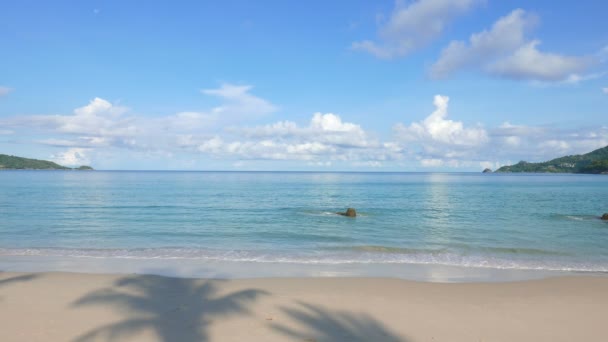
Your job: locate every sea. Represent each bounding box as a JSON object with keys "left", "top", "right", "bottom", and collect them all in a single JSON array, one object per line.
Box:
[{"left": 1, "top": 171, "right": 607, "bottom": 282}]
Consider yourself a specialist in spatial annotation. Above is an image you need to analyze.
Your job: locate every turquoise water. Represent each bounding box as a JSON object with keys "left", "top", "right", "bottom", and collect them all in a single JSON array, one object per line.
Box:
[{"left": 1, "top": 171, "right": 608, "bottom": 274}]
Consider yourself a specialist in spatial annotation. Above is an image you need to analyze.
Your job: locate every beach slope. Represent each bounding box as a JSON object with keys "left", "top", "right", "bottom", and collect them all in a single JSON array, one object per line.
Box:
[{"left": 1, "top": 272, "right": 607, "bottom": 341}]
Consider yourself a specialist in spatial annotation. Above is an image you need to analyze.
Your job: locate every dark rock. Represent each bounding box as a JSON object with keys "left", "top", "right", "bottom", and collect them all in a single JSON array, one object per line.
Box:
[
  {"left": 601, "top": 213, "right": 608, "bottom": 220},
  {"left": 482, "top": 168, "right": 493, "bottom": 173},
  {"left": 337, "top": 208, "right": 357, "bottom": 217}
]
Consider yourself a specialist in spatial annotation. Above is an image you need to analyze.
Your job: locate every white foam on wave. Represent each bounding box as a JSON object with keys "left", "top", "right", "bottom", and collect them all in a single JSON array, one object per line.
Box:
[
  {"left": 1, "top": 247, "right": 607, "bottom": 273},
  {"left": 565, "top": 215, "right": 585, "bottom": 221}
]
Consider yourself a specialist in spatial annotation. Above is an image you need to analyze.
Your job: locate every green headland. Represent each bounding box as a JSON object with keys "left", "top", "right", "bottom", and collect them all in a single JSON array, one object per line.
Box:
[
  {"left": 0, "top": 154, "right": 93, "bottom": 170},
  {"left": 495, "top": 145, "right": 608, "bottom": 174}
]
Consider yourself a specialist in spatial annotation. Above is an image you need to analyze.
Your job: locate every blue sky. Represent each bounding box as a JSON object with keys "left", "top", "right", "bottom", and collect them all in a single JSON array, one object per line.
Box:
[{"left": 1, "top": 0, "right": 607, "bottom": 170}]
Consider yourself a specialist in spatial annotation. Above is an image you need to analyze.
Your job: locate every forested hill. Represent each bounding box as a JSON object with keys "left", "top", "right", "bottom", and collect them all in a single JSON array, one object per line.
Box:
[
  {"left": 0, "top": 154, "right": 93, "bottom": 170},
  {"left": 495, "top": 145, "right": 608, "bottom": 174}
]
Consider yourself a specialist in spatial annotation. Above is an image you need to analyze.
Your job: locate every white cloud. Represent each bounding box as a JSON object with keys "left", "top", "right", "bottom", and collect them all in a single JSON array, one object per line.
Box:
[
  {"left": 539, "top": 139, "right": 570, "bottom": 152},
  {"left": 603, "top": 87, "right": 608, "bottom": 94},
  {"left": 3, "top": 91, "right": 397, "bottom": 166},
  {"left": 202, "top": 98, "right": 607, "bottom": 169},
  {"left": 197, "top": 138, "right": 334, "bottom": 161},
  {"left": 160, "top": 111, "right": 217, "bottom": 132},
  {"left": 2, "top": 83, "right": 275, "bottom": 152},
  {"left": 0, "top": 86, "right": 13, "bottom": 97},
  {"left": 503, "top": 135, "right": 521, "bottom": 147},
  {"left": 3, "top": 88, "right": 607, "bottom": 170},
  {"left": 201, "top": 83, "right": 277, "bottom": 117},
  {"left": 394, "top": 95, "right": 488, "bottom": 146},
  {"left": 13, "top": 97, "right": 134, "bottom": 138},
  {"left": 51, "top": 148, "right": 91, "bottom": 166},
  {"left": 310, "top": 112, "right": 360, "bottom": 132},
  {"left": 352, "top": 161, "right": 383, "bottom": 168},
  {"left": 549, "top": 71, "right": 608, "bottom": 86},
  {"left": 195, "top": 113, "right": 393, "bottom": 163},
  {"left": 488, "top": 41, "right": 590, "bottom": 81},
  {"left": 308, "top": 161, "right": 332, "bottom": 167},
  {"left": 487, "top": 122, "right": 608, "bottom": 163},
  {"left": 392, "top": 95, "right": 490, "bottom": 169},
  {"left": 352, "top": 0, "right": 480, "bottom": 58},
  {"left": 389, "top": 95, "right": 608, "bottom": 169},
  {"left": 420, "top": 158, "right": 443, "bottom": 167},
  {"left": 431, "top": 9, "right": 594, "bottom": 82},
  {"left": 479, "top": 161, "right": 500, "bottom": 170},
  {"left": 238, "top": 112, "right": 374, "bottom": 149},
  {"left": 431, "top": 9, "right": 533, "bottom": 78}
]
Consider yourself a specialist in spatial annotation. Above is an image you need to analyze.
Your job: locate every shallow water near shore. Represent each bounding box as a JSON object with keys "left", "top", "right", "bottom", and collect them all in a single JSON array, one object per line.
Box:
[{"left": 1, "top": 171, "right": 607, "bottom": 281}]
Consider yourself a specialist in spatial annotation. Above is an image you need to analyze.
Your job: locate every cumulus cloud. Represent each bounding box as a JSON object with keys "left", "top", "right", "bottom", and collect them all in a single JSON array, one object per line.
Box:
[
  {"left": 0, "top": 85, "right": 401, "bottom": 167},
  {"left": 11, "top": 97, "right": 133, "bottom": 136},
  {"left": 352, "top": 0, "right": 480, "bottom": 58},
  {"left": 3, "top": 88, "right": 607, "bottom": 170},
  {"left": 393, "top": 95, "right": 489, "bottom": 167},
  {"left": 431, "top": 9, "right": 595, "bottom": 82},
  {"left": 51, "top": 148, "right": 91, "bottom": 166},
  {"left": 237, "top": 112, "right": 374, "bottom": 149},
  {"left": 193, "top": 113, "right": 395, "bottom": 162},
  {"left": 2, "top": 83, "right": 274, "bottom": 151},
  {"left": 0, "top": 86, "right": 13, "bottom": 97},
  {"left": 394, "top": 95, "right": 488, "bottom": 147},
  {"left": 197, "top": 138, "right": 337, "bottom": 161},
  {"left": 390, "top": 95, "right": 608, "bottom": 168},
  {"left": 6, "top": 97, "right": 140, "bottom": 149}
]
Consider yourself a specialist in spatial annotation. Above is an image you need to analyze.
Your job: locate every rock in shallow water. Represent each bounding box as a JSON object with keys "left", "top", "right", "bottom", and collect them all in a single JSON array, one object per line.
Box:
[
  {"left": 601, "top": 213, "right": 608, "bottom": 220},
  {"left": 337, "top": 208, "right": 357, "bottom": 217}
]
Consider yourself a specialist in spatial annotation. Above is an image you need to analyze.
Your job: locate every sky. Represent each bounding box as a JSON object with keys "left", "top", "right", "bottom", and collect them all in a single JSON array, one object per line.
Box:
[{"left": 0, "top": 0, "right": 607, "bottom": 171}]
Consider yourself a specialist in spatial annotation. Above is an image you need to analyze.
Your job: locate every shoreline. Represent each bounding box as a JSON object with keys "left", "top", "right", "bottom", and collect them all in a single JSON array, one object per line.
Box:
[
  {"left": 2, "top": 254, "right": 600, "bottom": 283},
  {"left": 1, "top": 271, "right": 607, "bottom": 341}
]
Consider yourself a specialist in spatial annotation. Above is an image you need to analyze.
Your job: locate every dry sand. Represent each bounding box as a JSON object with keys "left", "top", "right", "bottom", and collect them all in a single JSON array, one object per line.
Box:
[{"left": 1, "top": 272, "right": 607, "bottom": 341}]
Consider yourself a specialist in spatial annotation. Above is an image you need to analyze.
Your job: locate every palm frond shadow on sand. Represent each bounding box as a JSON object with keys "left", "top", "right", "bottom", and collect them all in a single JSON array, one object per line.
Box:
[
  {"left": 0, "top": 272, "right": 40, "bottom": 301},
  {"left": 71, "top": 274, "right": 268, "bottom": 342},
  {"left": 270, "top": 301, "right": 408, "bottom": 342},
  {"left": 0, "top": 273, "right": 39, "bottom": 287}
]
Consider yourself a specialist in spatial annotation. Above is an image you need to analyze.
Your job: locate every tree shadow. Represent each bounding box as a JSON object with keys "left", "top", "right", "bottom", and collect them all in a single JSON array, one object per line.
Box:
[
  {"left": 0, "top": 273, "right": 39, "bottom": 287},
  {"left": 0, "top": 272, "right": 40, "bottom": 301},
  {"left": 271, "top": 301, "right": 408, "bottom": 342},
  {"left": 71, "top": 274, "right": 268, "bottom": 342}
]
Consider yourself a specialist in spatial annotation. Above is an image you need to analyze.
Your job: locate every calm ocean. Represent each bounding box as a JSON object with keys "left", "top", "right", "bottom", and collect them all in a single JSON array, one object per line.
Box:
[{"left": 1, "top": 171, "right": 607, "bottom": 280}]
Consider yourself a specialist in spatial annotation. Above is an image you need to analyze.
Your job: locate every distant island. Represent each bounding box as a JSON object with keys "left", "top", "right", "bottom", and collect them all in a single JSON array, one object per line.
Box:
[
  {"left": 495, "top": 145, "right": 608, "bottom": 174},
  {"left": 0, "top": 154, "right": 93, "bottom": 170}
]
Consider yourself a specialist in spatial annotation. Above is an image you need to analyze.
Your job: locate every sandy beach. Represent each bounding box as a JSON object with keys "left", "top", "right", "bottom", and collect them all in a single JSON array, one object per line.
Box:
[{"left": 1, "top": 272, "right": 607, "bottom": 341}]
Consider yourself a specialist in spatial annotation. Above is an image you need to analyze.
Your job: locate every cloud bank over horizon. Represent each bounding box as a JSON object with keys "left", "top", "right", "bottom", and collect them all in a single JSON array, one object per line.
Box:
[{"left": 1, "top": 84, "right": 606, "bottom": 170}]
